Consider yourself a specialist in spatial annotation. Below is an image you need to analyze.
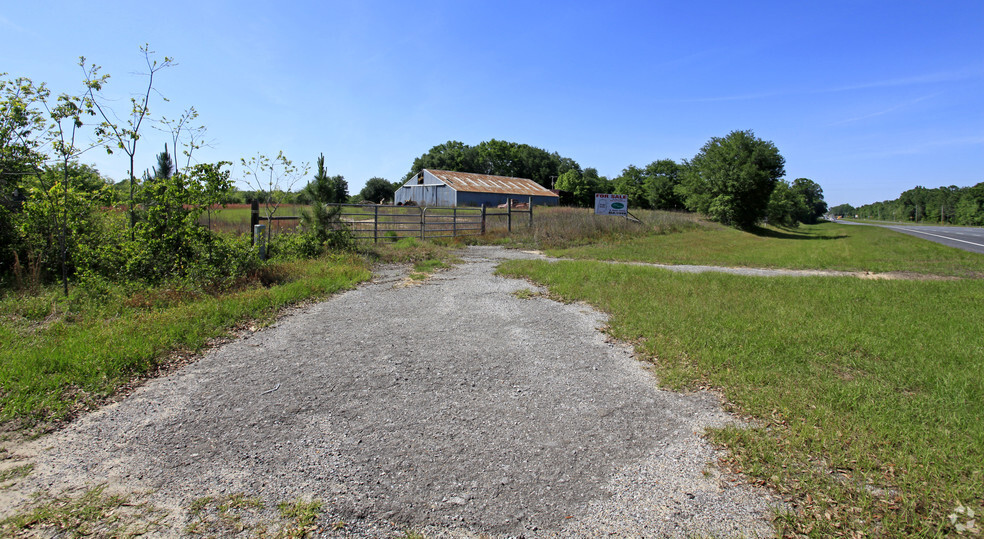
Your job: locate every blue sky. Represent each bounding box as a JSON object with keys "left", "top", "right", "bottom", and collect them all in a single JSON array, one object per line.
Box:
[{"left": 3, "top": 0, "right": 982, "bottom": 207}]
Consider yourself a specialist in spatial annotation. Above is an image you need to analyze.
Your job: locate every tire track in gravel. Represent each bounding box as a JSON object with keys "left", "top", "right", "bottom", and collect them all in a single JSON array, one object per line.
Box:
[{"left": 2, "top": 246, "right": 782, "bottom": 537}]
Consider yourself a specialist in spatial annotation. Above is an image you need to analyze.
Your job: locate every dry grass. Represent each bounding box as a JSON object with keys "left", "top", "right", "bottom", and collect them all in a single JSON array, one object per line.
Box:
[{"left": 481, "top": 206, "right": 703, "bottom": 249}]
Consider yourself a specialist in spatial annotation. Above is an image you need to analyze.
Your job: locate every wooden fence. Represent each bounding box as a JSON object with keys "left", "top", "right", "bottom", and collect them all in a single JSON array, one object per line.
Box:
[{"left": 249, "top": 198, "right": 535, "bottom": 244}]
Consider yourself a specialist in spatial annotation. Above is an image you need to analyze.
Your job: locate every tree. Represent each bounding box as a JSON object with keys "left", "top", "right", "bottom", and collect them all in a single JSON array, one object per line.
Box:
[
  {"left": 677, "top": 130, "right": 785, "bottom": 228},
  {"left": 241, "top": 151, "right": 309, "bottom": 246},
  {"left": 84, "top": 44, "right": 174, "bottom": 236},
  {"left": 360, "top": 177, "right": 395, "bottom": 204},
  {"left": 38, "top": 78, "right": 104, "bottom": 294},
  {"left": 156, "top": 106, "right": 208, "bottom": 174},
  {"left": 153, "top": 144, "right": 174, "bottom": 180},
  {"left": 404, "top": 140, "right": 477, "bottom": 182},
  {"left": 1, "top": 75, "right": 48, "bottom": 276},
  {"left": 765, "top": 180, "right": 802, "bottom": 227},
  {"left": 555, "top": 169, "right": 594, "bottom": 207},
  {"left": 404, "top": 139, "right": 579, "bottom": 188},
  {"left": 790, "top": 178, "right": 827, "bottom": 224},
  {"left": 829, "top": 203, "right": 856, "bottom": 218},
  {"left": 644, "top": 159, "right": 684, "bottom": 210},
  {"left": 300, "top": 153, "right": 347, "bottom": 204},
  {"left": 954, "top": 183, "right": 984, "bottom": 226},
  {"left": 613, "top": 165, "right": 649, "bottom": 209}
]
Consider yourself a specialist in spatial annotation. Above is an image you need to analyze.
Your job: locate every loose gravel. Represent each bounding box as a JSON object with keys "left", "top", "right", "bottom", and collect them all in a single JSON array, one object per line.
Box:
[{"left": 2, "top": 246, "right": 782, "bottom": 537}]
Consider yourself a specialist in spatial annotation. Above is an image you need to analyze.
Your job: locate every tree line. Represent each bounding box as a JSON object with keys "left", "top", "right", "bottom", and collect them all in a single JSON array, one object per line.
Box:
[
  {"left": 407, "top": 130, "right": 828, "bottom": 229},
  {"left": 838, "top": 184, "right": 984, "bottom": 225}
]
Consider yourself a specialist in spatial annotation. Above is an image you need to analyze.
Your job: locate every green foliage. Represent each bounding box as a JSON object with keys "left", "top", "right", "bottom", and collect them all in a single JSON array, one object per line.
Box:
[
  {"left": 0, "top": 254, "right": 370, "bottom": 428},
  {"left": 677, "top": 129, "right": 786, "bottom": 228},
  {"left": 360, "top": 177, "right": 395, "bottom": 203},
  {"left": 765, "top": 179, "right": 803, "bottom": 227},
  {"left": 856, "top": 182, "right": 984, "bottom": 224},
  {"left": 612, "top": 165, "right": 649, "bottom": 208},
  {"left": 404, "top": 139, "right": 582, "bottom": 188},
  {"left": 791, "top": 177, "right": 827, "bottom": 223},
  {"left": 555, "top": 169, "right": 596, "bottom": 207},
  {"left": 829, "top": 203, "right": 856, "bottom": 217},
  {"left": 13, "top": 177, "right": 114, "bottom": 283},
  {"left": 299, "top": 153, "right": 347, "bottom": 204},
  {"left": 643, "top": 159, "right": 684, "bottom": 210}
]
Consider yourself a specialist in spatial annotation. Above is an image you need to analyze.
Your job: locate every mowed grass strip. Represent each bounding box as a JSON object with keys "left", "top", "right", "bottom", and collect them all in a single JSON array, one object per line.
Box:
[
  {"left": 0, "top": 255, "right": 370, "bottom": 430},
  {"left": 550, "top": 221, "right": 984, "bottom": 277},
  {"left": 497, "top": 259, "right": 984, "bottom": 536}
]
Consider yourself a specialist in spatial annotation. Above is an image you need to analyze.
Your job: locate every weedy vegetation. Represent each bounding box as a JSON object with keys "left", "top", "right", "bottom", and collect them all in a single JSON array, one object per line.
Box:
[
  {"left": 0, "top": 484, "right": 165, "bottom": 537},
  {"left": 0, "top": 254, "right": 371, "bottom": 431}
]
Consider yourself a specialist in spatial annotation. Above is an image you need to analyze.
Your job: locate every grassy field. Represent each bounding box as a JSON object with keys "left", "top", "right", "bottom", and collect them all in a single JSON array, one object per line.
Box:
[
  {"left": 0, "top": 255, "right": 371, "bottom": 431},
  {"left": 547, "top": 219, "right": 984, "bottom": 277},
  {"left": 497, "top": 220, "right": 984, "bottom": 536}
]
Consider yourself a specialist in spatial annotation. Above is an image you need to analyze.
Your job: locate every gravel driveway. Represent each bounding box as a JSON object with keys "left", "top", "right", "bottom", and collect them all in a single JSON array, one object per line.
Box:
[{"left": 3, "top": 246, "right": 780, "bottom": 537}]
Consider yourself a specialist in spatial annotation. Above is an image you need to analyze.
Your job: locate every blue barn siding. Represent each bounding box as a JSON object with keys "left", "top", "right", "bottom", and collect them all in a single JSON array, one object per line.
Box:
[{"left": 456, "top": 191, "right": 559, "bottom": 207}]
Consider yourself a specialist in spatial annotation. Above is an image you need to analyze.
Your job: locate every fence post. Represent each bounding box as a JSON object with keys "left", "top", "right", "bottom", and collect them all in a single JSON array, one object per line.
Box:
[
  {"left": 507, "top": 198, "right": 512, "bottom": 232},
  {"left": 528, "top": 196, "right": 533, "bottom": 227},
  {"left": 452, "top": 206, "right": 457, "bottom": 238},
  {"left": 420, "top": 206, "right": 425, "bottom": 240},
  {"left": 250, "top": 200, "right": 259, "bottom": 244},
  {"left": 373, "top": 205, "right": 379, "bottom": 243},
  {"left": 253, "top": 224, "right": 266, "bottom": 260},
  {"left": 481, "top": 204, "right": 486, "bottom": 235}
]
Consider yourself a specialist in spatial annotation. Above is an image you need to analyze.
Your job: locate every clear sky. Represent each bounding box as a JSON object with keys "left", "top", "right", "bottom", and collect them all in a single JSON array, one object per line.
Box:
[{"left": 3, "top": 1, "right": 982, "bottom": 207}]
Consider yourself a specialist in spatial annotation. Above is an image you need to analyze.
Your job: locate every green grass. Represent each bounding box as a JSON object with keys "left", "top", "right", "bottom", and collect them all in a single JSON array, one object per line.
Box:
[
  {"left": 0, "top": 254, "right": 371, "bottom": 430},
  {"left": 497, "top": 259, "right": 984, "bottom": 536},
  {"left": 0, "top": 484, "right": 164, "bottom": 537},
  {"left": 549, "top": 221, "right": 984, "bottom": 277}
]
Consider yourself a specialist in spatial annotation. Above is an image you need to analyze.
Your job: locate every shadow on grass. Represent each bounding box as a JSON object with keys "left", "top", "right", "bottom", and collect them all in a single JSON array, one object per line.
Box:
[{"left": 747, "top": 226, "right": 845, "bottom": 240}]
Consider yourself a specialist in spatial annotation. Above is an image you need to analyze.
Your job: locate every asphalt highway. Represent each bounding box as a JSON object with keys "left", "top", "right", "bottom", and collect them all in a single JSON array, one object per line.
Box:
[{"left": 840, "top": 220, "right": 984, "bottom": 254}]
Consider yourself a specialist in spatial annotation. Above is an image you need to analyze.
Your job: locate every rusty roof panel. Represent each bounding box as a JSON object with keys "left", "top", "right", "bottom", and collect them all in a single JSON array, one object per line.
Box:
[{"left": 426, "top": 170, "right": 559, "bottom": 197}]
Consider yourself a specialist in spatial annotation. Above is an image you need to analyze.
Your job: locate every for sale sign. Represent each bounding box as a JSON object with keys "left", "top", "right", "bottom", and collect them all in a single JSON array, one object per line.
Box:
[{"left": 594, "top": 193, "right": 628, "bottom": 216}]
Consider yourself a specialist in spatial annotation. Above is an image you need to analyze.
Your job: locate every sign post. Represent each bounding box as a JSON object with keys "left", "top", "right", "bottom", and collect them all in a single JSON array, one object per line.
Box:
[{"left": 594, "top": 193, "right": 629, "bottom": 216}]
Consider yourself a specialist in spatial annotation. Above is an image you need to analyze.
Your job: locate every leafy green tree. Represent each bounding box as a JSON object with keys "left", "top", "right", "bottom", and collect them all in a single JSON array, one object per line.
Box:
[
  {"left": 765, "top": 180, "right": 803, "bottom": 227},
  {"left": 677, "top": 130, "right": 785, "bottom": 228},
  {"left": 404, "top": 140, "right": 478, "bottom": 182},
  {"left": 829, "top": 203, "right": 856, "bottom": 218},
  {"left": 84, "top": 45, "right": 173, "bottom": 235},
  {"left": 404, "top": 139, "right": 579, "bottom": 188},
  {"left": 583, "top": 167, "right": 609, "bottom": 194},
  {"left": 1, "top": 75, "right": 49, "bottom": 277},
  {"left": 644, "top": 159, "right": 684, "bottom": 210},
  {"left": 790, "top": 178, "right": 827, "bottom": 224},
  {"left": 613, "top": 165, "right": 650, "bottom": 209},
  {"left": 954, "top": 183, "right": 984, "bottom": 225},
  {"left": 360, "top": 177, "right": 395, "bottom": 203},
  {"left": 555, "top": 169, "right": 595, "bottom": 207}
]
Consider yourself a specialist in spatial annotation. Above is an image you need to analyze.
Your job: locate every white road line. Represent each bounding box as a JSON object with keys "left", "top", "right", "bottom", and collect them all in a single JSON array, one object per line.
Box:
[{"left": 892, "top": 227, "right": 984, "bottom": 248}]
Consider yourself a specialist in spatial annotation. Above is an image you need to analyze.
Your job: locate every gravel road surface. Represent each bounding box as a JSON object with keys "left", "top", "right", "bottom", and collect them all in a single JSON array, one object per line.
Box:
[{"left": 3, "top": 246, "right": 780, "bottom": 537}]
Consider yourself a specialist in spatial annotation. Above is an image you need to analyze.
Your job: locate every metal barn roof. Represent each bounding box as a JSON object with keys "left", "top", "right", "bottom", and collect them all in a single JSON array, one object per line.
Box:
[{"left": 425, "top": 170, "right": 559, "bottom": 197}]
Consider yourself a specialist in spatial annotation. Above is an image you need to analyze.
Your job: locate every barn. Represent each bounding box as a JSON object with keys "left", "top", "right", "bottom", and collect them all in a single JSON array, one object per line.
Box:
[{"left": 394, "top": 169, "right": 560, "bottom": 207}]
